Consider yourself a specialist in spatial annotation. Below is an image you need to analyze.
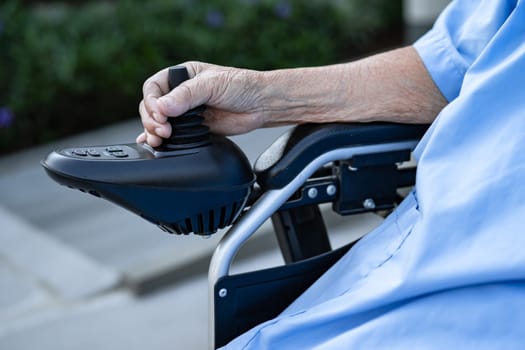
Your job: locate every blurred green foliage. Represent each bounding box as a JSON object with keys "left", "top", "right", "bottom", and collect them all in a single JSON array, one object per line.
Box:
[{"left": 0, "top": 0, "right": 402, "bottom": 153}]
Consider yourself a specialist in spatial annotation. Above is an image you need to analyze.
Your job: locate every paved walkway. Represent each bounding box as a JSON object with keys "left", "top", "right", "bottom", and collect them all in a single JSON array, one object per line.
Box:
[{"left": 0, "top": 119, "right": 383, "bottom": 349}]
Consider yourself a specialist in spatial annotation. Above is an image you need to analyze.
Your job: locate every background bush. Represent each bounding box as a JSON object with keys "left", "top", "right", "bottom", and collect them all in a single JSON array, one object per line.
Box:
[{"left": 0, "top": 0, "right": 402, "bottom": 154}]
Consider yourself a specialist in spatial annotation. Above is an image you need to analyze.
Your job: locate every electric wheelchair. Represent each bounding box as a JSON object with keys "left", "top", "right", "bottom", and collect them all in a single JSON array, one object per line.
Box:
[{"left": 42, "top": 67, "right": 428, "bottom": 349}]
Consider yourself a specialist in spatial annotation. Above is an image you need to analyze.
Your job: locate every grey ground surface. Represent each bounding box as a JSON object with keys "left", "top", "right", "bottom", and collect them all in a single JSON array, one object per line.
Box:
[{"left": 0, "top": 119, "right": 383, "bottom": 350}]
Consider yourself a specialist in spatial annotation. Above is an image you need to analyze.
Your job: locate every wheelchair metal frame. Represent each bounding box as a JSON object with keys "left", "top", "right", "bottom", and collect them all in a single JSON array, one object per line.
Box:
[{"left": 208, "top": 139, "right": 420, "bottom": 349}]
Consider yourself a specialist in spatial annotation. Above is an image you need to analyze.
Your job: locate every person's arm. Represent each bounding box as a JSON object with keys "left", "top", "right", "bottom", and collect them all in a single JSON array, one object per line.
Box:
[{"left": 138, "top": 46, "right": 447, "bottom": 147}]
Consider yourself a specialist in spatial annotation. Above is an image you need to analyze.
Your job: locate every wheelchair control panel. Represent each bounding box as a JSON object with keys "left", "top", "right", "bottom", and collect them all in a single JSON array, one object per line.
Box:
[{"left": 42, "top": 66, "right": 255, "bottom": 236}]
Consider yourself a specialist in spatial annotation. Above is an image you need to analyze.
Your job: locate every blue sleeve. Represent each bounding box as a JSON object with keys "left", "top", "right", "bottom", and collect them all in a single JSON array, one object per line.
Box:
[{"left": 413, "top": 0, "right": 519, "bottom": 101}]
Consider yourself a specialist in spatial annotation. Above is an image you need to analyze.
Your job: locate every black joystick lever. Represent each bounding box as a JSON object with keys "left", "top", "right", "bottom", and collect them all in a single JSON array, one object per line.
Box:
[
  {"left": 41, "top": 66, "right": 255, "bottom": 236},
  {"left": 160, "top": 66, "right": 209, "bottom": 150}
]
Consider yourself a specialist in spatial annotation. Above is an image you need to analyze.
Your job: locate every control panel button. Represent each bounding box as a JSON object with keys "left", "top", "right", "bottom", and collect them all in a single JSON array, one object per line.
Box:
[
  {"left": 111, "top": 151, "right": 128, "bottom": 158},
  {"left": 63, "top": 145, "right": 138, "bottom": 160},
  {"left": 73, "top": 149, "right": 88, "bottom": 156},
  {"left": 87, "top": 149, "right": 101, "bottom": 157},
  {"left": 106, "top": 146, "right": 124, "bottom": 153}
]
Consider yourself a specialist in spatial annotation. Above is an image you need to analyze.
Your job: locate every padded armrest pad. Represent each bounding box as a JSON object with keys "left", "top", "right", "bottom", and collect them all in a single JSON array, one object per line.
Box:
[{"left": 254, "top": 122, "right": 429, "bottom": 189}]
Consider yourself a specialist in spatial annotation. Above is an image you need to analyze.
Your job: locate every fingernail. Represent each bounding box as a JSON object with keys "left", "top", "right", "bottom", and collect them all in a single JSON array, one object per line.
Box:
[{"left": 136, "top": 133, "right": 146, "bottom": 143}]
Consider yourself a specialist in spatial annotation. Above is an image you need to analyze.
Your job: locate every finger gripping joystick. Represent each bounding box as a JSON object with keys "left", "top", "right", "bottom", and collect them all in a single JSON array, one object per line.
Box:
[{"left": 163, "top": 66, "right": 209, "bottom": 149}]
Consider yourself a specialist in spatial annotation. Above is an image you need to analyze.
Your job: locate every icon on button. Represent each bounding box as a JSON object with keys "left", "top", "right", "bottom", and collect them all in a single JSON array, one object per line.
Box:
[
  {"left": 73, "top": 149, "right": 88, "bottom": 156},
  {"left": 106, "top": 146, "right": 123, "bottom": 153},
  {"left": 88, "top": 149, "right": 101, "bottom": 157},
  {"left": 111, "top": 151, "right": 128, "bottom": 158}
]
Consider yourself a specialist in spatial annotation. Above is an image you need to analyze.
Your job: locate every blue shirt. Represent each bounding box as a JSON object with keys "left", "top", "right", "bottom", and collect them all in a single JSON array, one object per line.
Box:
[{"left": 224, "top": 1, "right": 525, "bottom": 348}]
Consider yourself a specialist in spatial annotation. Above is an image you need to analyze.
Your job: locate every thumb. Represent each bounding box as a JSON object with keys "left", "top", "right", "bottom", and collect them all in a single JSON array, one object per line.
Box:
[{"left": 157, "top": 63, "right": 214, "bottom": 117}]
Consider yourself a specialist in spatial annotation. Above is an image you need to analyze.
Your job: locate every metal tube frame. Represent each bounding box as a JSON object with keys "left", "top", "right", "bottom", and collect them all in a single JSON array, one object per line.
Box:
[{"left": 208, "top": 140, "right": 419, "bottom": 349}]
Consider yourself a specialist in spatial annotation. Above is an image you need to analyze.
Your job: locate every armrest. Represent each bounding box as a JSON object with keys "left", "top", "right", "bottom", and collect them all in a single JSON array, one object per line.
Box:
[{"left": 254, "top": 122, "right": 429, "bottom": 189}]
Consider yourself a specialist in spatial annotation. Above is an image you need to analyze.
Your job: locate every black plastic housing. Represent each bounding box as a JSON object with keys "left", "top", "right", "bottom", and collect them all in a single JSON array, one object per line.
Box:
[{"left": 42, "top": 136, "right": 255, "bottom": 235}]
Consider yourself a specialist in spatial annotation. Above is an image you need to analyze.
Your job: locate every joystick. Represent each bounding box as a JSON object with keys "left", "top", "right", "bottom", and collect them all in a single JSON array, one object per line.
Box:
[
  {"left": 158, "top": 66, "right": 210, "bottom": 150},
  {"left": 42, "top": 67, "right": 255, "bottom": 236}
]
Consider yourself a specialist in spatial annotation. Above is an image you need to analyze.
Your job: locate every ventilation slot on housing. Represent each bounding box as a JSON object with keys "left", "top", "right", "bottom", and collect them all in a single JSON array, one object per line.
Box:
[
  {"left": 208, "top": 210, "right": 216, "bottom": 233},
  {"left": 164, "top": 199, "right": 248, "bottom": 236}
]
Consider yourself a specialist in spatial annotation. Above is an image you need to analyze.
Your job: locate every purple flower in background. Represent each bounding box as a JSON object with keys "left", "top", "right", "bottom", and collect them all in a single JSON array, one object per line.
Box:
[
  {"left": 206, "top": 10, "right": 225, "bottom": 28},
  {"left": 0, "top": 107, "right": 14, "bottom": 128},
  {"left": 274, "top": 1, "right": 292, "bottom": 19}
]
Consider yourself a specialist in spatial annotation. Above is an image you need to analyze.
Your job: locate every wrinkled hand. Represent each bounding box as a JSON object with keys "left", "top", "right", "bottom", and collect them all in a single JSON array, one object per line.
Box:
[
  {"left": 137, "top": 47, "right": 446, "bottom": 147},
  {"left": 137, "top": 61, "right": 268, "bottom": 147}
]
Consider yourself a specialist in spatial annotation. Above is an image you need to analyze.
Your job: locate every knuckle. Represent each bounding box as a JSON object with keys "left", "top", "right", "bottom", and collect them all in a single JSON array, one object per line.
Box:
[
  {"left": 142, "top": 77, "right": 163, "bottom": 96},
  {"left": 179, "top": 84, "right": 193, "bottom": 101},
  {"left": 182, "top": 61, "right": 206, "bottom": 78},
  {"left": 142, "top": 78, "right": 153, "bottom": 94}
]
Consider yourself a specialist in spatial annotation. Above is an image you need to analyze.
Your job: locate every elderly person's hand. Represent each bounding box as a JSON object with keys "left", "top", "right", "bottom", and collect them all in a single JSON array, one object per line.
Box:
[
  {"left": 137, "top": 62, "right": 268, "bottom": 147},
  {"left": 137, "top": 47, "right": 447, "bottom": 148}
]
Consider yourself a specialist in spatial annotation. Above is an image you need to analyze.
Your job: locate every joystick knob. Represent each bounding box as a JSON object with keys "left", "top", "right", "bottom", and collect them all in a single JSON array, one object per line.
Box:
[{"left": 162, "top": 66, "right": 209, "bottom": 149}]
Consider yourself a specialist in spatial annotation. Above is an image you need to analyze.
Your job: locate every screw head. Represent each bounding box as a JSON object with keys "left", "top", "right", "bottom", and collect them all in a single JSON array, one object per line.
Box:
[
  {"left": 307, "top": 188, "right": 318, "bottom": 199},
  {"left": 326, "top": 185, "right": 337, "bottom": 196},
  {"left": 218, "top": 288, "right": 228, "bottom": 298},
  {"left": 362, "top": 198, "right": 376, "bottom": 210}
]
